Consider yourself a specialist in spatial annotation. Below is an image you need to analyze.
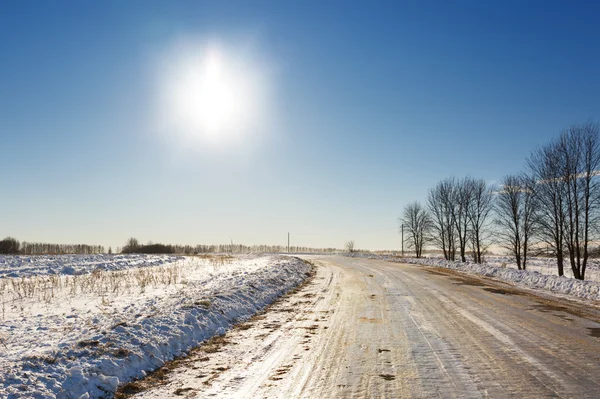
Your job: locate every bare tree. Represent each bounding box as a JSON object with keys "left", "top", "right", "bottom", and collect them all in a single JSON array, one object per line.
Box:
[
  {"left": 400, "top": 202, "right": 432, "bottom": 258},
  {"left": 465, "top": 178, "right": 494, "bottom": 263},
  {"left": 428, "top": 178, "right": 457, "bottom": 261},
  {"left": 122, "top": 237, "right": 140, "bottom": 254},
  {"left": 528, "top": 122, "right": 600, "bottom": 279},
  {"left": 345, "top": 240, "right": 355, "bottom": 253},
  {"left": 528, "top": 142, "right": 567, "bottom": 275},
  {"left": 557, "top": 123, "right": 600, "bottom": 280},
  {"left": 452, "top": 177, "right": 473, "bottom": 262},
  {"left": 494, "top": 174, "right": 538, "bottom": 270}
]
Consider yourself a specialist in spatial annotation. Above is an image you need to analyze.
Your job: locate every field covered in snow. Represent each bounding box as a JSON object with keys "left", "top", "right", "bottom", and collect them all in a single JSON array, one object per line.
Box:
[
  {"left": 0, "top": 254, "right": 185, "bottom": 279},
  {"left": 478, "top": 255, "right": 600, "bottom": 282},
  {"left": 350, "top": 253, "right": 600, "bottom": 302},
  {"left": 0, "top": 254, "right": 311, "bottom": 399}
]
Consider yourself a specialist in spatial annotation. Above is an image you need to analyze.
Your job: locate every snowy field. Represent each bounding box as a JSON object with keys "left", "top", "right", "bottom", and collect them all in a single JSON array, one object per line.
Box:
[
  {"left": 479, "top": 255, "right": 600, "bottom": 282},
  {"left": 0, "top": 254, "right": 184, "bottom": 278},
  {"left": 0, "top": 254, "right": 311, "bottom": 399},
  {"left": 349, "top": 253, "right": 600, "bottom": 302}
]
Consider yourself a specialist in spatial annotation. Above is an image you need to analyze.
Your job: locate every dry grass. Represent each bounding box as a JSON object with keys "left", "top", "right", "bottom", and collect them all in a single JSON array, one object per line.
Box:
[
  {"left": 192, "top": 254, "right": 234, "bottom": 266},
  {"left": 0, "top": 255, "right": 239, "bottom": 320}
]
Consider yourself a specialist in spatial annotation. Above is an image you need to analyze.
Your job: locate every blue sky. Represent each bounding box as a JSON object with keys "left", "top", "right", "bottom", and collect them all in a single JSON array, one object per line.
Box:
[{"left": 1, "top": 1, "right": 599, "bottom": 250}]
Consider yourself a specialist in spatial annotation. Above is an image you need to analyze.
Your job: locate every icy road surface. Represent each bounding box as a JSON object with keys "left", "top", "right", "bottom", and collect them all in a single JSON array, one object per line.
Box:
[{"left": 132, "top": 256, "right": 600, "bottom": 399}]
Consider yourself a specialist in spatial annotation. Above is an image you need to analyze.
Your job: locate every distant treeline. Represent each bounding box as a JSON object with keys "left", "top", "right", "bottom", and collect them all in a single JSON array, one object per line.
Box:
[
  {"left": 0, "top": 236, "right": 341, "bottom": 256},
  {"left": 0, "top": 237, "right": 105, "bottom": 255},
  {"left": 121, "top": 238, "right": 340, "bottom": 255}
]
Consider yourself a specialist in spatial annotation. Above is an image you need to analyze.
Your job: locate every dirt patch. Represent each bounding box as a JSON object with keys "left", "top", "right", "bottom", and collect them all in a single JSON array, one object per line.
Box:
[
  {"left": 116, "top": 381, "right": 145, "bottom": 397},
  {"left": 359, "top": 317, "right": 382, "bottom": 324},
  {"left": 115, "top": 359, "right": 175, "bottom": 399},
  {"left": 201, "top": 335, "right": 230, "bottom": 354},
  {"left": 271, "top": 364, "right": 293, "bottom": 378},
  {"left": 174, "top": 387, "right": 194, "bottom": 395},
  {"left": 237, "top": 322, "right": 253, "bottom": 330},
  {"left": 588, "top": 327, "right": 600, "bottom": 338},
  {"left": 449, "top": 277, "right": 485, "bottom": 287},
  {"left": 483, "top": 287, "right": 510, "bottom": 295},
  {"left": 553, "top": 314, "right": 574, "bottom": 322},
  {"left": 77, "top": 339, "right": 100, "bottom": 348},
  {"left": 113, "top": 348, "right": 131, "bottom": 358},
  {"left": 529, "top": 304, "right": 570, "bottom": 313},
  {"left": 263, "top": 322, "right": 281, "bottom": 331},
  {"left": 424, "top": 269, "right": 450, "bottom": 277}
]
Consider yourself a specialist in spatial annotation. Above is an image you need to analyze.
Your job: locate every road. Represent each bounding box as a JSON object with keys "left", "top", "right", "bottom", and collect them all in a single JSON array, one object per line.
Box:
[{"left": 131, "top": 256, "right": 600, "bottom": 399}]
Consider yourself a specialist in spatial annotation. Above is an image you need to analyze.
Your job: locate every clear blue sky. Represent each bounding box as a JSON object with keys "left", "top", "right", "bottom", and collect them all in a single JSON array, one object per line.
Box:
[{"left": 1, "top": 1, "right": 599, "bottom": 250}]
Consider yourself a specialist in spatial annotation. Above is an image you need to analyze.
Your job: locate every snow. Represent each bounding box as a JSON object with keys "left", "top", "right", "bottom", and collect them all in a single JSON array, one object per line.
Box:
[
  {"left": 470, "top": 255, "right": 600, "bottom": 282},
  {"left": 0, "top": 254, "right": 184, "bottom": 278},
  {"left": 347, "top": 253, "right": 600, "bottom": 302},
  {"left": 0, "top": 254, "right": 311, "bottom": 399}
]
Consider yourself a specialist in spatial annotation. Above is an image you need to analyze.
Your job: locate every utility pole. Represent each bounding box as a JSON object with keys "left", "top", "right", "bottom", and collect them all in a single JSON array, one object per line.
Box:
[
  {"left": 401, "top": 224, "right": 404, "bottom": 257},
  {"left": 287, "top": 232, "right": 290, "bottom": 253}
]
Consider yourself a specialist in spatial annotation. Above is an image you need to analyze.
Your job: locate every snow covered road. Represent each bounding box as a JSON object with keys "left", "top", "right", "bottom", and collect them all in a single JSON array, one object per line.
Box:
[{"left": 131, "top": 255, "right": 600, "bottom": 398}]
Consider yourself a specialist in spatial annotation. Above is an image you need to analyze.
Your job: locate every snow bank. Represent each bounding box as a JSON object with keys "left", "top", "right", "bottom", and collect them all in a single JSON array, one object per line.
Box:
[
  {"left": 348, "top": 253, "right": 600, "bottom": 302},
  {"left": 0, "top": 255, "right": 311, "bottom": 399}
]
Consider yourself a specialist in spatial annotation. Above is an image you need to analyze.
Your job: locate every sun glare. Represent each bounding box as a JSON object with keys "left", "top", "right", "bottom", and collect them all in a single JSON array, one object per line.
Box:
[{"left": 156, "top": 39, "right": 271, "bottom": 148}]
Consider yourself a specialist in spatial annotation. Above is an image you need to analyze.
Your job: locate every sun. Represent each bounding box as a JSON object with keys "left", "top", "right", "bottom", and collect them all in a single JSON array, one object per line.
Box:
[
  {"left": 156, "top": 40, "right": 269, "bottom": 147},
  {"left": 175, "top": 48, "right": 240, "bottom": 135}
]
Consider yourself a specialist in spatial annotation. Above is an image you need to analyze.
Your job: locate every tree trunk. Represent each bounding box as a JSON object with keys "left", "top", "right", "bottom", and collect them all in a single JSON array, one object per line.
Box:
[{"left": 557, "top": 250, "right": 564, "bottom": 276}]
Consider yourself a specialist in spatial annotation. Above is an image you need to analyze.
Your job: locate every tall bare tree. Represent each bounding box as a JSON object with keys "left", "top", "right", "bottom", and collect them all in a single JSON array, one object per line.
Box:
[
  {"left": 428, "top": 178, "right": 457, "bottom": 261},
  {"left": 465, "top": 178, "right": 494, "bottom": 263},
  {"left": 400, "top": 202, "right": 432, "bottom": 258},
  {"left": 528, "top": 122, "right": 600, "bottom": 279},
  {"left": 449, "top": 178, "right": 470, "bottom": 262},
  {"left": 495, "top": 174, "right": 538, "bottom": 270},
  {"left": 528, "top": 142, "right": 567, "bottom": 275},
  {"left": 557, "top": 123, "right": 600, "bottom": 279}
]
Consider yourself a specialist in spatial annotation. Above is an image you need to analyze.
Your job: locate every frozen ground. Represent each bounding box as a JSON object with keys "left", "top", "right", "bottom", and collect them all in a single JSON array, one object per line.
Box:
[
  {"left": 0, "top": 254, "right": 311, "bottom": 399},
  {"left": 349, "top": 253, "right": 600, "bottom": 302}
]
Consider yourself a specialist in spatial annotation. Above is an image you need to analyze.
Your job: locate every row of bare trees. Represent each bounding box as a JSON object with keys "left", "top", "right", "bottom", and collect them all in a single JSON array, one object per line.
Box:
[
  {"left": 402, "top": 177, "right": 494, "bottom": 263},
  {"left": 528, "top": 123, "right": 600, "bottom": 279},
  {"left": 400, "top": 122, "right": 600, "bottom": 280}
]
